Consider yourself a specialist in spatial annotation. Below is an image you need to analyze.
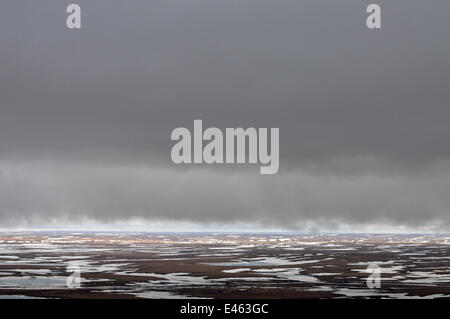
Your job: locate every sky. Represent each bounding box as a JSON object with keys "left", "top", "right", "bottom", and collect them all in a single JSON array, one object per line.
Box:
[{"left": 0, "top": 0, "right": 449, "bottom": 232}]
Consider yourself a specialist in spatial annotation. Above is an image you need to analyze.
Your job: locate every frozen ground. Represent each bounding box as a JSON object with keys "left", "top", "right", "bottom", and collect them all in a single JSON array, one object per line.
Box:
[{"left": 0, "top": 232, "right": 450, "bottom": 299}]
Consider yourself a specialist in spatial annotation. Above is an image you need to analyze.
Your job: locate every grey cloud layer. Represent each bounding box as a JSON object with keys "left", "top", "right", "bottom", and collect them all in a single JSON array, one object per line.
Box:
[
  {"left": 0, "top": 1, "right": 449, "bottom": 229},
  {"left": 1, "top": 161, "right": 450, "bottom": 231}
]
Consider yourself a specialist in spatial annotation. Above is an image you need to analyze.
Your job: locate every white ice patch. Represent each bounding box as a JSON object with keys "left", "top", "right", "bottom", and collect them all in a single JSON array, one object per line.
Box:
[{"left": 222, "top": 268, "right": 251, "bottom": 273}]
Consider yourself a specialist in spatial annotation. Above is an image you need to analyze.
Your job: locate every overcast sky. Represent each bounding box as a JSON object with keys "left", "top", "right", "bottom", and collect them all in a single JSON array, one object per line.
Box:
[{"left": 0, "top": 0, "right": 449, "bottom": 232}]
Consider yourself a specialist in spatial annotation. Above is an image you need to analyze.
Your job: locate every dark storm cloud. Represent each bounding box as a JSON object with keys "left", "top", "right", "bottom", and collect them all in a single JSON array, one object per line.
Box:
[{"left": 0, "top": 0, "right": 449, "bottom": 230}]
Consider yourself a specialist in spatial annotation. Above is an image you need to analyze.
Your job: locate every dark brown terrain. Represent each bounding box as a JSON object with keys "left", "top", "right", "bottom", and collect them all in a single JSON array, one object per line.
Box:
[{"left": 0, "top": 232, "right": 450, "bottom": 299}]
